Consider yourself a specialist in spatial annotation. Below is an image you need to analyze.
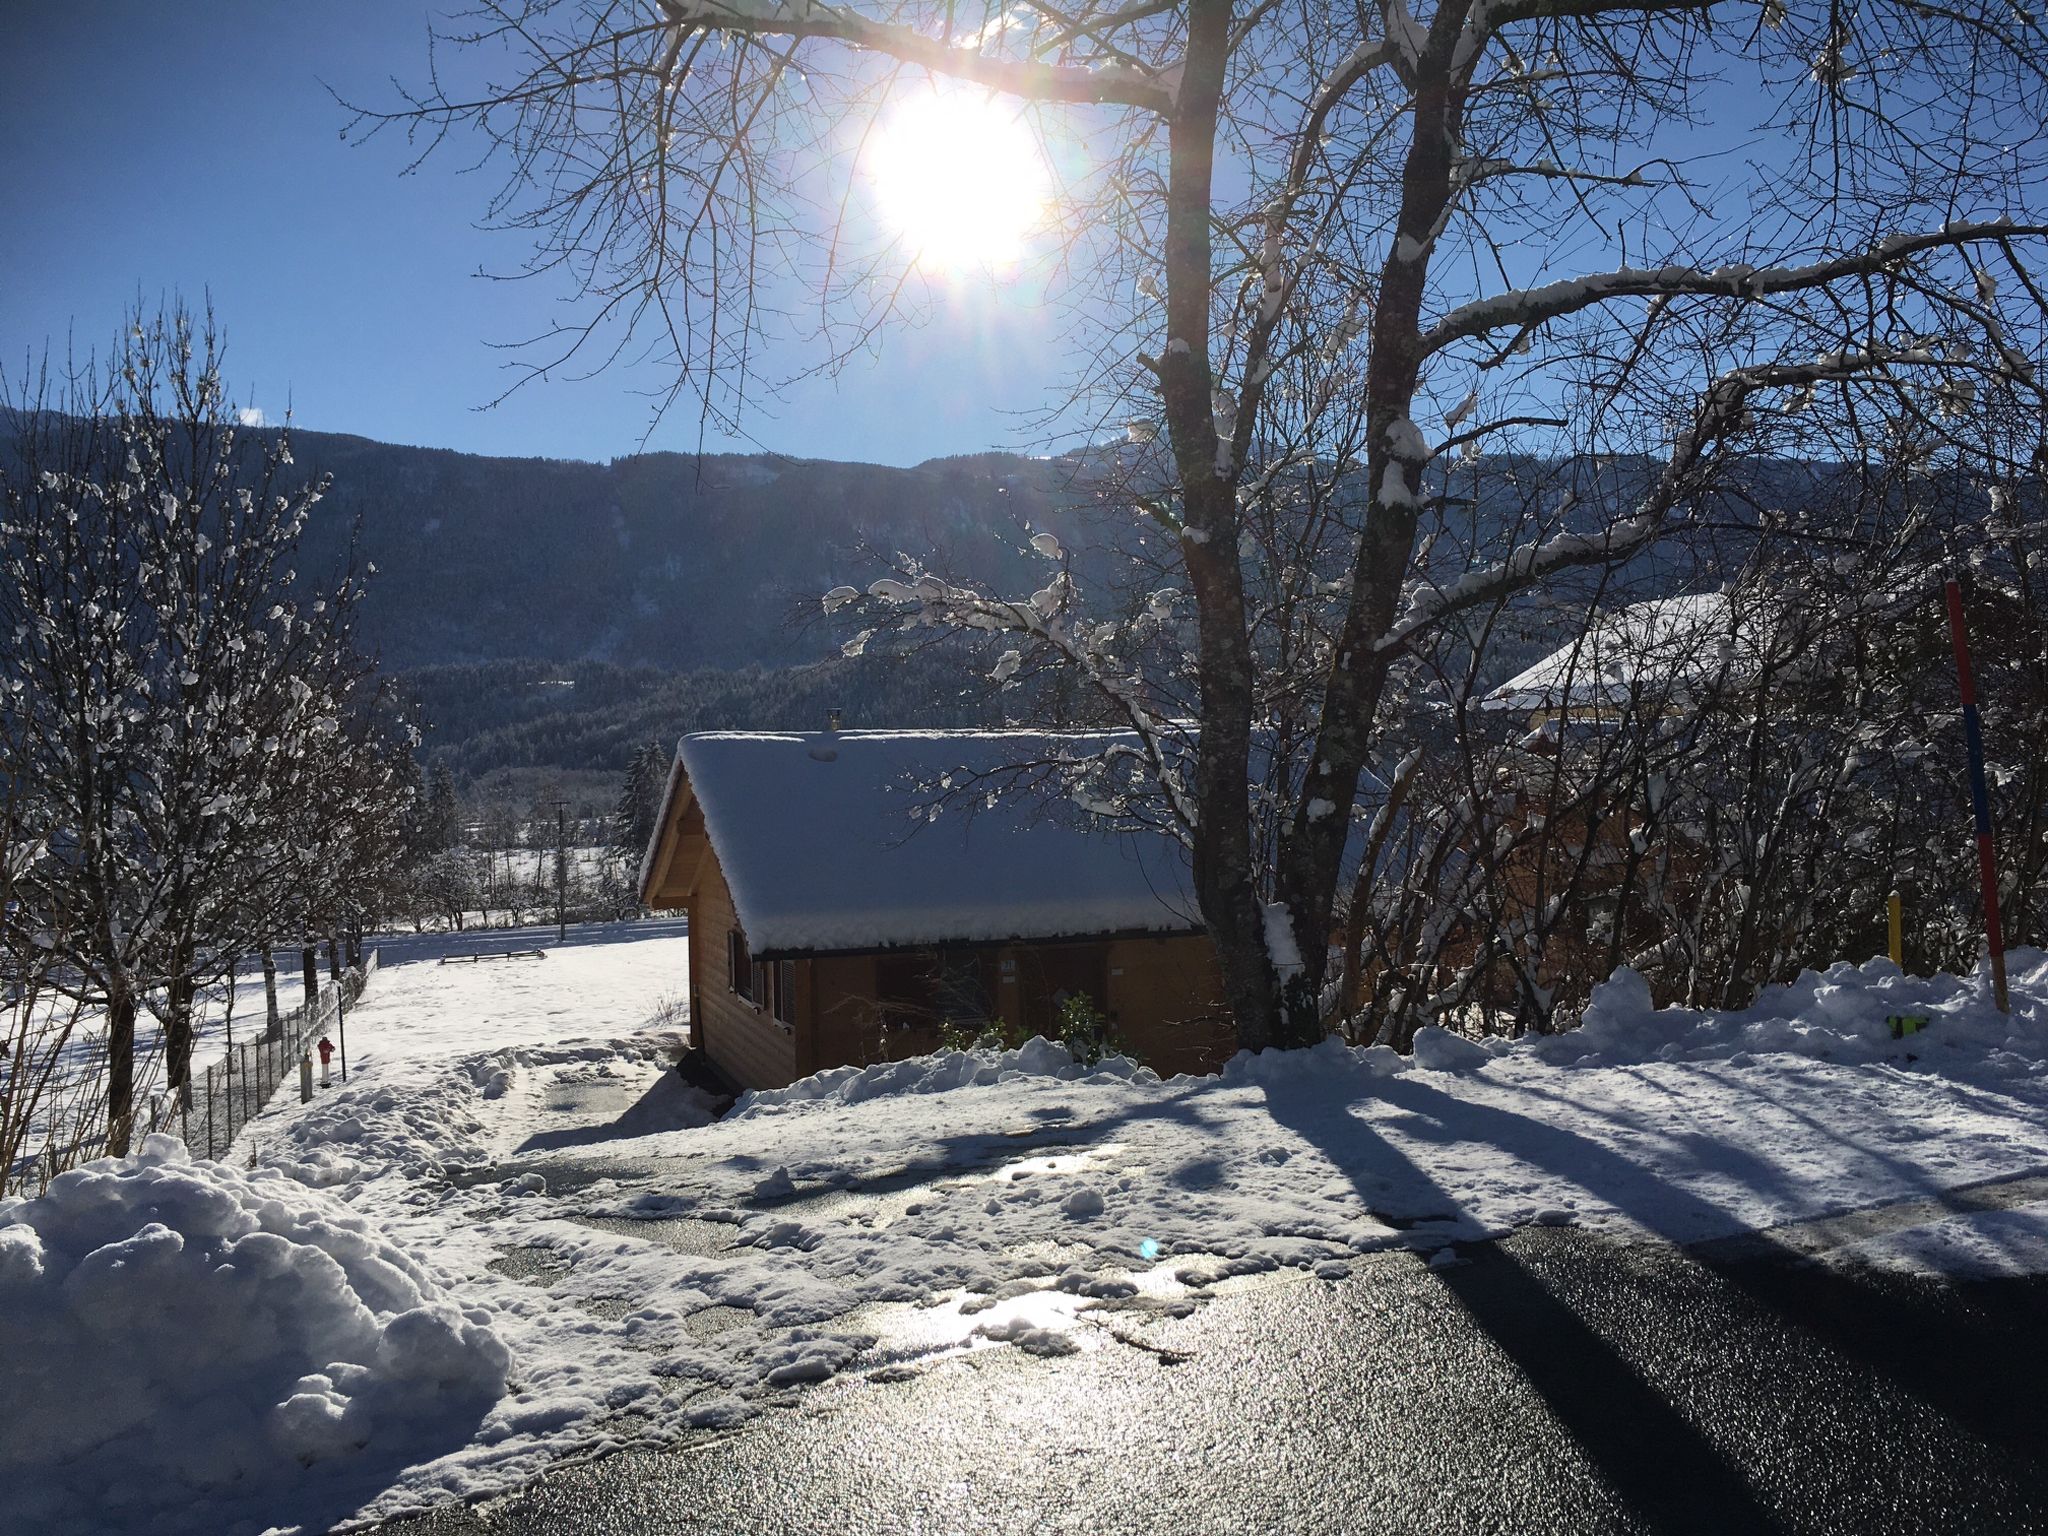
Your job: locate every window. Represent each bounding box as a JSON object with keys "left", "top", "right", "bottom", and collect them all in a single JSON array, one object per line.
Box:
[
  {"left": 773, "top": 960, "right": 796, "bottom": 1026},
  {"left": 728, "top": 929, "right": 753, "bottom": 1002},
  {"left": 730, "top": 932, "right": 794, "bottom": 1024}
]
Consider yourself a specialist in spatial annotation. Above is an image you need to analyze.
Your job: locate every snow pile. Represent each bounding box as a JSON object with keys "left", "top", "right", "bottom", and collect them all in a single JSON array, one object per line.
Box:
[
  {"left": 733, "top": 1035, "right": 1154, "bottom": 1116},
  {"left": 0, "top": 1136, "right": 507, "bottom": 1535},
  {"left": 1542, "top": 951, "right": 2048, "bottom": 1068},
  {"left": 266, "top": 1050, "right": 505, "bottom": 1188}
]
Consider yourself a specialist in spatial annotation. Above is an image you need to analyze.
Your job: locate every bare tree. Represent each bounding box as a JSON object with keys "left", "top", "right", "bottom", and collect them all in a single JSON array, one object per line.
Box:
[
  {"left": 365, "top": 0, "right": 2048, "bottom": 1048},
  {"left": 0, "top": 305, "right": 408, "bottom": 1151}
]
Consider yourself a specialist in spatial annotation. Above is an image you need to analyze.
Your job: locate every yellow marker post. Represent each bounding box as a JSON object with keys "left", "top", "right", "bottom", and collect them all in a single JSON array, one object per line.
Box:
[{"left": 1888, "top": 889, "right": 1903, "bottom": 968}]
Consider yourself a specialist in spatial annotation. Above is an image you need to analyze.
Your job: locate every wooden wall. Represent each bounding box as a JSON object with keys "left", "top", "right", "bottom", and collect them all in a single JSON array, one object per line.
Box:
[
  {"left": 800, "top": 954, "right": 885, "bottom": 1077},
  {"left": 1104, "top": 934, "right": 1235, "bottom": 1076},
  {"left": 687, "top": 856, "right": 797, "bottom": 1090},
  {"left": 799, "top": 934, "right": 1232, "bottom": 1080}
]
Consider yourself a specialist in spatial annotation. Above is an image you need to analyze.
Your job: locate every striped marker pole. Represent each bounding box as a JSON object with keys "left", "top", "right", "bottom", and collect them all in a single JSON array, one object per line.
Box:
[{"left": 1946, "top": 578, "right": 2010, "bottom": 1013}]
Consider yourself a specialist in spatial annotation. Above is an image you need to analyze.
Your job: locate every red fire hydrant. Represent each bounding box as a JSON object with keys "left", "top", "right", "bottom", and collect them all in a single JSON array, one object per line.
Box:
[{"left": 317, "top": 1035, "right": 335, "bottom": 1087}]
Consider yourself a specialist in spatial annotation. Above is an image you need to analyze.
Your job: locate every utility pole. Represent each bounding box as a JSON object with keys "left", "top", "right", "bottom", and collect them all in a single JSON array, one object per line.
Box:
[{"left": 552, "top": 795, "right": 569, "bottom": 944}]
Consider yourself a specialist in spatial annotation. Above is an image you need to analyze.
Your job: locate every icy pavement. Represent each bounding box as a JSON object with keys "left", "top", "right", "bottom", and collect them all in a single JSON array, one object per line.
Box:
[
  {"left": 373, "top": 1224, "right": 2048, "bottom": 1536},
  {"left": 10, "top": 923, "right": 2048, "bottom": 1533}
]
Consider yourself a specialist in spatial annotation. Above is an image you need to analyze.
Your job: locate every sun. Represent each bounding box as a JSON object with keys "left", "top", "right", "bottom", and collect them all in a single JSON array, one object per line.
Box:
[{"left": 867, "top": 87, "right": 1051, "bottom": 272}]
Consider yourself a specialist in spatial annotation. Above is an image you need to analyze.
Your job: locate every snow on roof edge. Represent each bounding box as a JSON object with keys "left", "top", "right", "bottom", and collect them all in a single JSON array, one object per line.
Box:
[{"left": 673, "top": 729, "right": 1204, "bottom": 956}]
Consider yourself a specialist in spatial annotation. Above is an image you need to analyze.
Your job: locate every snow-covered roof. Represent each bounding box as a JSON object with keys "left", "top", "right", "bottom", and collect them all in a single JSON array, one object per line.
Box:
[
  {"left": 1482, "top": 592, "right": 1764, "bottom": 713},
  {"left": 659, "top": 730, "right": 1201, "bottom": 956}
]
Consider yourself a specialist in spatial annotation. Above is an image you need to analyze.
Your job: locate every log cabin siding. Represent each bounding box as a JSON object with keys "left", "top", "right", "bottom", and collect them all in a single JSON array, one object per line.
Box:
[
  {"left": 689, "top": 855, "right": 797, "bottom": 1090},
  {"left": 1105, "top": 935, "right": 1234, "bottom": 1075}
]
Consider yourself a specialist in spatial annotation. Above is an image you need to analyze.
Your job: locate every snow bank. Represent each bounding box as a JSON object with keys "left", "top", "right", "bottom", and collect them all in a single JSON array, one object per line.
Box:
[
  {"left": 1221, "top": 954, "right": 2045, "bottom": 1087},
  {"left": 0, "top": 1135, "right": 507, "bottom": 1535},
  {"left": 1538, "top": 951, "right": 2048, "bottom": 1069},
  {"left": 732, "top": 1036, "right": 1154, "bottom": 1117},
  {"left": 267, "top": 1039, "right": 714, "bottom": 1191}
]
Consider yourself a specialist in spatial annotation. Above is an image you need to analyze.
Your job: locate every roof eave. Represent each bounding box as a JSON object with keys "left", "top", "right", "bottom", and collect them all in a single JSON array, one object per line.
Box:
[
  {"left": 751, "top": 921, "right": 1208, "bottom": 963},
  {"left": 636, "top": 746, "right": 694, "bottom": 906}
]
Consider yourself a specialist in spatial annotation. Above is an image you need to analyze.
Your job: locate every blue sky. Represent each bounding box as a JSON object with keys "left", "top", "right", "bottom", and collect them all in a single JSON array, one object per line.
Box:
[{"left": 0, "top": 1, "right": 1072, "bottom": 467}]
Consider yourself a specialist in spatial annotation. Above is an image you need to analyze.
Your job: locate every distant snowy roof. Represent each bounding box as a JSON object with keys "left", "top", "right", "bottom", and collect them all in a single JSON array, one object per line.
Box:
[
  {"left": 667, "top": 730, "right": 1201, "bottom": 956},
  {"left": 1483, "top": 592, "right": 1763, "bottom": 713}
]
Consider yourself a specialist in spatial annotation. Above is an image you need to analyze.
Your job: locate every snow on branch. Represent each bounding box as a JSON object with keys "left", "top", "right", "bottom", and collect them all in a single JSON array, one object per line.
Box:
[
  {"left": 1374, "top": 345, "right": 1940, "bottom": 652},
  {"left": 654, "top": 0, "right": 1178, "bottom": 111},
  {"left": 846, "top": 569, "right": 1197, "bottom": 832},
  {"left": 1421, "top": 220, "right": 2048, "bottom": 355}
]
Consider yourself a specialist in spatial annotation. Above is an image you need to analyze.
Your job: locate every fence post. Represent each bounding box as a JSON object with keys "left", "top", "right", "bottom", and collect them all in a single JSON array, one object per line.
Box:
[{"left": 204, "top": 1065, "right": 215, "bottom": 1159}]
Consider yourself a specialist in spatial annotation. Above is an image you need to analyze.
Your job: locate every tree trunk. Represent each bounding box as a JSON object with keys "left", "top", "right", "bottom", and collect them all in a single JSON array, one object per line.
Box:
[
  {"left": 261, "top": 946, "right": 281, "bottom": 1039},
  {"left": 164, "top": 940, "right": 198, "bottom": 1108},
  {"left": 106, "top": 983, "right": 137, "bottom": 1157},
  {"left": 1155, "top": 0, "right": 1283, "bottom": 1053},
  {"left": 327, "top": 932, "right": 343, "bottom": 983},
  {"left": 302, "top": 943, "right": 319, "bottom": 1007},
  {"left": 1272, "top": 16, "right": 1473, "bottom": 1046}
]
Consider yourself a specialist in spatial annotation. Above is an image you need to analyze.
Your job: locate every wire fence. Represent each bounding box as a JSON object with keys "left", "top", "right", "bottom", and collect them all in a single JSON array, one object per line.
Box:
[
  {"left": 9, "top": 950, "right": 379, "bottom": 1193},
  {"left": 173, "top": 950, "right": 380, "bottom": 1162}
]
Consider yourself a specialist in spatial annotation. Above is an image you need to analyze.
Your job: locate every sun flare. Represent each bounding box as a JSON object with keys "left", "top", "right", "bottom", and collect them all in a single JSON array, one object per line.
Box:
[{"left": 868, "top": 88, "right": 1051, "bottom": 272}]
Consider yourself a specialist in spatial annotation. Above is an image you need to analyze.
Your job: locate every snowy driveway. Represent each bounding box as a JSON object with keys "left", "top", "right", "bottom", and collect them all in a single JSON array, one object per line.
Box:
[
  {"left": 373, "top": 1220, "right": 2048, "bottom": 1536},
  {"left": 29, "top": 921, "right": 2047, "bottom": 1533},
  {"left": 278, "top": 938, "right": 2048, "bottom": 1522}
]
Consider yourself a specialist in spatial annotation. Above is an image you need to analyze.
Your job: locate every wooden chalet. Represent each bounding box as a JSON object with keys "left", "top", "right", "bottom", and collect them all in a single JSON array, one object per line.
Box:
[{"left": 638, "top": 729, "right": 1234, "bottom": 1088}]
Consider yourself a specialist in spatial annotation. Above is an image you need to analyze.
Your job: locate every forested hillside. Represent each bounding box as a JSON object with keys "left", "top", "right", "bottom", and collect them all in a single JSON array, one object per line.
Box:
[
  {"left": 281, "top": 431, "right": 1098, "bottom": 671},
  {"left": 401, "top": 652, "right": 991, "bottom": 803},
  {"left": 256, "top": 425, "right": 1791, "bottom": 798},
  {"left": 242, "top": 429, "right": 1159, "bottom": 795}
]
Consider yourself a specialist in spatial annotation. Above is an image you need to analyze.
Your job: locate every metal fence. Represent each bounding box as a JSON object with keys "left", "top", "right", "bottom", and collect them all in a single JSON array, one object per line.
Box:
[
  {"left": 171, "top": 949, "right": 381, "bottom": 1161},
  {"left": 11, "top": 950, "right": 381, "bottom": 1191}
]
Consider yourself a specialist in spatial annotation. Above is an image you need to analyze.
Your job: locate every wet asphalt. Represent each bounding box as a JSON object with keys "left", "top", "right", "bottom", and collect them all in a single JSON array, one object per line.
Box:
[{"left": 374, "top": 1224, "right": 2048, "bottom": 1536}]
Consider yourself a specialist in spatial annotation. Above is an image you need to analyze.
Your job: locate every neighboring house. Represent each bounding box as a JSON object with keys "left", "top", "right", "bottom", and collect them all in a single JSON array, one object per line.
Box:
[
  {"left": 638, "top": 729, "right": 1234, "bottom": 1089},
  {"left": 1482, "top": 577, "right": 2035, "bottom": 726},
  {"left": 1481, "top": 590, "right": 1770, "bottom": 724},
  {"left": 1448, "top": 574, "right": 2041, "bottom": 1013}
]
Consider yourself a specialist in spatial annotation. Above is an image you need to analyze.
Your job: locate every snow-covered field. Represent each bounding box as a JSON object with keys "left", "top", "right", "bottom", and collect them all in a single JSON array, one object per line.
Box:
[{"left": 7, "top": 922, "right": 2048, "bottom": 1534}]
